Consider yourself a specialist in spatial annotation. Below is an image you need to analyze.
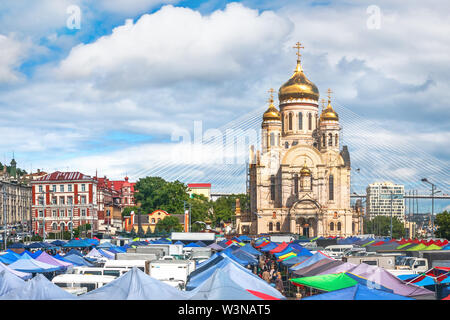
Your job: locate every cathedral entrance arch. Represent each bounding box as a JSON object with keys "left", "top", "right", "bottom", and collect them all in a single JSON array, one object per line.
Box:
[{"left": 290, "top": 199, "right": 322, "bottom": 237}]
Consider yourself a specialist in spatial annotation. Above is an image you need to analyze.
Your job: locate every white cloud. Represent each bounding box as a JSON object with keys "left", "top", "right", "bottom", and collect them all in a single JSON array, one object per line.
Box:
[
  {"left": 57, "top": 3, "right": 292, "bottom": 88},
  {"left": 0, "top": 35, "right": 31, "bottom": 83}
]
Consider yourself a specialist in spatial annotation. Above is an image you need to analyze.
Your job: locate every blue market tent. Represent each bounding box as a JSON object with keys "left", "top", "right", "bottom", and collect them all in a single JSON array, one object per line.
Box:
[
  {"left": 7, "top": 243, "right": 26, "bottom": 249},
  {"left": 65, "top": 249, "right": 84, "bottom": 257},
  {"left": 174, "top": 241, "right": 185, "bottom": 246},
  {"left": 7, "top": 254, "right": 61, "bottom": 273},
  {"left": 281, "top": 255, "right": 310, "bottom": 267},
  {"left": 23, "top": 250, "right": 42, "bottom": 259},
  {"left": 188, "top": 268, "right": 263, "bottom": 300},
  {"left": 288, "top": 244, "right": 313, "bottom": 257},
  {"left": 289, "top": 251, "right": 333, "bottom": 271},
  {"left": 50, "top": 240, "right": 66, "bottom": 247},
  {"left": 230, "top": 248, "right": 258, "bottom": 265},
  {"left": 185, "top": 242, "right": 201, "bottom": 248},
  {"left": 80, "top": 267, "right": 189, "bottom": 300},
  {"left": 217, "top": 240, "right": 229, "bottom": 248},
  {"left": 195, "top": 241, "right": 207, "bottom": 247},
  {"left": 57, "top": 254, "right": 93, "bottom": 267},
  {"left": 0, "top": 251, "right": 21, "bottom": 264},
  {"left": 240, "top": 244, "right": 262, "bottom": 256},
  {"left": 220, "top": 248, "right": 250, "bottom": 266},
  {"left": 96, "top": 241, "right": 113, "bottom": 249},
  {"left": 0, "top": 270, "right": 26, "bottom": 296},
  {"left": 188, "top": 258, "right": 285, "bottom": 300},
  {"left": 303, "top": 284, "right": 413, "bottom": 300},
  {"left": 27, "top": 242, "right": 45, "bottom": 249},
  {"left": 98, "top": 249, "right": 115, "bottom": 260},
  {"left": 63, "top": 239, "right": 94, "bottom": 248},
  {"left": 0, "top": 261, "right": 32, "bottom": 280},
  {"left": 107, "top": 247, "right": 125, "bottom": 254},
  {"left": 260, "top": 242, "right": 278, "bottom": 252},
  {"left": 238, "top": 235, "right": 252, "bottom": 242},
  {"left": 0, "top": 274, "right": 76, "bottom": 300}
]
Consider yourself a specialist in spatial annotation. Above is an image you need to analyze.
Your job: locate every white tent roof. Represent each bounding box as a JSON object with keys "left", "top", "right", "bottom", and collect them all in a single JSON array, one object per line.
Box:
[
  {"left": 0, "top": 270, "right": 26, "bottom": 297},
  {"left": 79, "top": 267, "right": 189, "bottom": 300}
]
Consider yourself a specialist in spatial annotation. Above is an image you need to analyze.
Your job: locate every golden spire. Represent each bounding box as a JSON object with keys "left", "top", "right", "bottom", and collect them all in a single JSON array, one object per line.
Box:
[
  {"left": 293, "top": 42, "right": 304, "bottom": 73},
  {"left": 263, "top": 88, "right": 281, "bottom": 122},
  {"left": 300, "top": 155, "right": 311, "bottom": 176},
  {"left": 327, "top": 88, "right": 333, "bottom": 103}
]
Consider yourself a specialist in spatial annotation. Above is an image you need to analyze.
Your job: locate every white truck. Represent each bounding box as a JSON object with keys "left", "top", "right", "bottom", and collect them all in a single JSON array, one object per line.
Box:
[
  {"left": 343, "top": 255, "right": 429, "bottom": 276},
  {"left": 171, "top": 232, "right": 215, "bottom": 243},
  {"left": 269, "top": 235, "right": 296, "bottom": 243},
  {"left": 146, "top": 260, "right": 195, "bottom": 290}
]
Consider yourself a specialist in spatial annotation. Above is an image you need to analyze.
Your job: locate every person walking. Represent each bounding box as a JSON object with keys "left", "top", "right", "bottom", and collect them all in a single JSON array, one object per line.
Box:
[
  {"left": 262, "top": 268, "right": 271, "bottom": 283},
  {"left": 275, "top": 272, "right": 285, "bottom": 295}
]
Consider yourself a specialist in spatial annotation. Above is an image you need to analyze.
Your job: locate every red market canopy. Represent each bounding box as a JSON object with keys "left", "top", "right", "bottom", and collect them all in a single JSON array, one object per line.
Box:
[{"left": 269, "top": 242, "right": 288, "bottom": 254}]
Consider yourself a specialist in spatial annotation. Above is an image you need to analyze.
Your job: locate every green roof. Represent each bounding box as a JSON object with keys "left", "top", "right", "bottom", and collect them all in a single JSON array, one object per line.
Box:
[
  {"left": 361, "top": 240, "right": 375, "bottom": 247},
  {"left": 290, "top": 273, "right": 358, "bottom": 292},
  {"left": 422, "top": 244, "right": 442, "bottom": 251},
  {"left": 406, "top": 243, "right": 427, "bottom": 251}
]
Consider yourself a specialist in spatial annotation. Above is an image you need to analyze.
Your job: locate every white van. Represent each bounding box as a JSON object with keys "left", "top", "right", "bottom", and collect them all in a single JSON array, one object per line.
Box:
[
  {"left": 323, "top": 245, "right": 355, "bottom": 260},
  {"left": 103, "top": 259, "right": 146, "bottom": 271},
  {"left": 72, "top": 266, "right": 130, "bottom": 278},
  {"left": 52, "top": 274, "right": 116, "bottom": 294}
]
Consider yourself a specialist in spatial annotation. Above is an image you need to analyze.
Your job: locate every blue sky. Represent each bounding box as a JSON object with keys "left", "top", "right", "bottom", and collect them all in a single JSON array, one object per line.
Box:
[{"left": 0, "top": 0, "right": 449, "bottom": 212}]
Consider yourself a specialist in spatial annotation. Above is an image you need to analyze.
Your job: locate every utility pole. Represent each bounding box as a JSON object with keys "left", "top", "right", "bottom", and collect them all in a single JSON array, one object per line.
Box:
[{"left": 2, "top": 183, "right": 7, "bottom": 250}]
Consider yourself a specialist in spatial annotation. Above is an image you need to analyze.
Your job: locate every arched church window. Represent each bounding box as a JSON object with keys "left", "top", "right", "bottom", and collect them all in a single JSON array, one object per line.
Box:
[
  {"left": 315, "top": 114, "right": 318, "bottom": 129},
  {"left": 329, "top": 175, "right": 334, "bottom": 201},
  {"left": 298, "top": 112, "right": 303, "bottom": 130},
  {"left": 352, "top": 222, "right": 355, "bottom": 232},
  {"left": 308, "top": 113, "right": 312, "bottom": 130},
  {"left": 269, "top": 222, "right": 273, "bottom": 232},
  {"left": 328, "top": 133, "right": 333, "bottom": 146},
  {"left": 335, "top": 133, "right": 338, "bottom": 146},
  {"left": 294, "top": 174, "right": 298, "bottom": 194},
  {"left": 288, "top": 113, "right": 293, "bottom": 130},
  {"left": 281, "top": 116, "right": 284, "bottom": 132},
  {"left": 330, "top": 222, "right": 334, "bottom": 231},
  {"left": 270, "top": 176, "right": 276, "bottom": 201},
  {"left": 322, "top": 134, "right": 326, "bottom": 147},
  {"left": 276, "top": 222, "right": 281, "bottom": 231},
  {"left": 270, "top": 132, "right": 275, "bottom": 146},
  {"left": 337, "top": 222, "right": 342, "bottom": 231}
]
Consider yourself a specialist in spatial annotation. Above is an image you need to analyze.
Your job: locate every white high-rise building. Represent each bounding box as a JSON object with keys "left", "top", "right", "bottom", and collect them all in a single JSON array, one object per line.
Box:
[{"left": 366, "top": 182, "right": 405, "bottom": 220}]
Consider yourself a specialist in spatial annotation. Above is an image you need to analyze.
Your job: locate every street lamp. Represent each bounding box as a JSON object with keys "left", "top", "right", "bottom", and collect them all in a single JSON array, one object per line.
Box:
[{"left": 421, "top": 178, "right": 440, "bottom": 238}]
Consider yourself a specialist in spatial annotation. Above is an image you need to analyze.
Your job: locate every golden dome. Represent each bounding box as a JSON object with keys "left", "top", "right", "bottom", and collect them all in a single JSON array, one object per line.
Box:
[
  {"left": 278, "top": 59, "right": 319, "bottom": 103},
  {"left": 300, "top": 160, "right": 311, "bottom": 176},
  {"left": 320, "top": 94, "right": 339, "bottom": 122},
  {"left": 263, "top": 103, "right": 281, "bottom": 121},
  {"left": 263, "top": 89, "right": 281, "bottom": 122}
]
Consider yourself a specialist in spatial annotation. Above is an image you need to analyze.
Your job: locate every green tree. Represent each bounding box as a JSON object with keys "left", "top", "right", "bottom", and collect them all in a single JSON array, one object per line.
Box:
[
  {"left": 188, "top": 194, "right": 213, "bottom": 230},
  {"left": 364, "top": 216, "right": 405, "bottom": 238},
  {"left": 435, "top": 210, "right": 450, "bottom": 240},
  {"left": 155, "top": 216, "right": 183, "bottom": 233},
  {"left": 122, "top": 206, "right": 139, "bottom": 218},
  {"left": 134, "top": 177, "right": 189, "bottom": 214},
  {"left": 212, "top": 193, "right": 249, "bottom": 227}
]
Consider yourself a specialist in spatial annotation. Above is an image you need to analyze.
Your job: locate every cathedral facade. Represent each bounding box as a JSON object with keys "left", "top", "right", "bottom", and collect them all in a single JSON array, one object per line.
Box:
[{"left": 237, "top": 43, "right": 360, "bottom": 237}]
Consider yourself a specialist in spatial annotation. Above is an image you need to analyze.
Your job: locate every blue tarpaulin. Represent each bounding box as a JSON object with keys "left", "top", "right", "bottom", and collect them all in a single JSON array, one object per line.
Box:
[
  {"left": 260, "top": 242, "right": 278, "bottom": 252},
  {"left": 0, "top": 251, "right": 21, "bottom": 264},
  {"left": 240, "top": 244, "right": 262, "bottom": 256},
  {"left": 185, "top": 242, "right": 201, "bottom": 248},
  {"left": 56, "top": 254, "right": 93, "bottom": 267},
  {"left": 289, "top": 251, "right": 332, "bottom": 271},
  {"left": 195, "top": 241, "right": 207, "bottom": 247},
  {"left": 303, "top": 284, "right": 413, "bottom": 300},
  {"left": 63, "top": 239, "right": 94, "bottom": 248},
  {"left": 7, "top": 254, "right": 61, "bottom": 273},
  {"left": 238, "top": 235, "right": 252, "bottom": 242}
]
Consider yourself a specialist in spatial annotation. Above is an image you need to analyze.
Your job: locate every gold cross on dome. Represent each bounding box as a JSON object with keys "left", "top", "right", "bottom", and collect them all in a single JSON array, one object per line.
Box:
[
  {"left": 327, "top": 88, "right": 333, "bottom": 101},
  {"left": 268, "top": 88, "right": 275, "bottom": 103},
  {"left": 293, "top": 42, "right": 304, "bottom": 61}
]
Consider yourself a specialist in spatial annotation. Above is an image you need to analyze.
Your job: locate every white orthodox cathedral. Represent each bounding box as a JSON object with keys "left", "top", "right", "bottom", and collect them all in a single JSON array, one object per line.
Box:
[{"left": 236, "top": 43, "right": 361, "bottom": 237}]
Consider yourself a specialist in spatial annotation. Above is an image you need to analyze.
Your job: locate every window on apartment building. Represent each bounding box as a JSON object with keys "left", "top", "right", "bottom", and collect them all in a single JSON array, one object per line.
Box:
[
  {"left": 52, "top": 197, "right": 57, "bottom": 205},
  {"left": 60, "top": 185, "right": 64, "bottom": 192},
  {"left": 39, "top": 210, "right": 43, "bottom": 217},
  {"left": 52, "top": 210, "right": 57, "bottom": 217},
  {"left": 68, "top": 184, "right": 72, "bottom": 192},
  {"left": 39, "top": 185, "right": 43, "bottom": 192},
  {"left": 68, "top": 209, "right": 72, "bottom": 217},
  {"left": 81, "top": 196, "right": 86, "bottom": 204},
  {"left": 52, "top": 185, "right": 57, "bottom": 192},
  {"left": 60, "top": 196, "right": 65, "bottom": 205},
  {"left": 52, "top": 223, "right": 58, "bottom": 230},
  {"left": 81, "top": 184, "right": 86, "bottom": 192},
  {"left": 68, "top": 196, "right": 73, "bottom": 205},
  {"left": 81, "top": 209, "right": 86, "bottom": 217},
  {"left": 38, "top": 197, "right": 44, "bottom": 205}
]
